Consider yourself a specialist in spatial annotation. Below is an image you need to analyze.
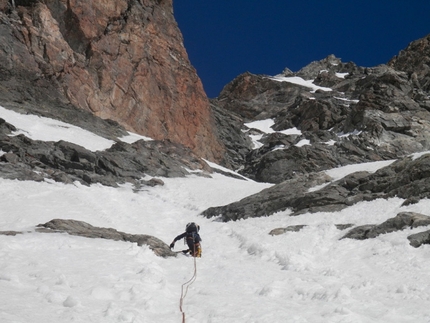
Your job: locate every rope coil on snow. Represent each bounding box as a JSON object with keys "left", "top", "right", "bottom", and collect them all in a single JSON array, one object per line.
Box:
[{"left": 179, "top": 256, "right": 197, "bottom": 323}]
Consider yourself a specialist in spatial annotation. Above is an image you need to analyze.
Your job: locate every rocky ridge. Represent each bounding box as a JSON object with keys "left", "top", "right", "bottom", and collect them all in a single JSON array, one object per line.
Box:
[
  {"left": 204, "top": 34, "right": 430, "bottom": 226},
  {"left": 214, "top": 49, "right": 430, "bottom": 180}
]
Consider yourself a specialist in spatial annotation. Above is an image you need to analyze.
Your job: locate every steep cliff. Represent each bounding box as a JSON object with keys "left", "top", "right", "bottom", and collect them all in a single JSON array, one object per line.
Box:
[{"left": 0, "top": 0, "right": 224, "bottom": 161}]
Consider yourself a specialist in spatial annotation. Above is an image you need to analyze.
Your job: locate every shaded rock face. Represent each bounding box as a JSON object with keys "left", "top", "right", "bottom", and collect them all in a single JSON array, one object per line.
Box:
[
  {"left": 0, "top": 0, "right": 223, "bottom": 161},
  {"left": 215, "top": 72, "right": 307, "bottom": 121},
  {"left": 210, "top": 102, "right": 253, "bottom": 170}
]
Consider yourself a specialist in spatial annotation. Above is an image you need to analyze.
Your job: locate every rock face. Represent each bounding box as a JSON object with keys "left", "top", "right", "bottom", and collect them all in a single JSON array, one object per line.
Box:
[{"left": 0, "top": 0, "right": 223, "bottom": 161}]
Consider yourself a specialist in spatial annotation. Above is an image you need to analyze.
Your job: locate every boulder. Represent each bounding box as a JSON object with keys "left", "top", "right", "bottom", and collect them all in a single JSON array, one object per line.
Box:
[
  {"left": 269, "top": 225, "right": 306, "bottom": 236},
  {"left": 408, "top": 231, "right": 430, "bottom": 248}
]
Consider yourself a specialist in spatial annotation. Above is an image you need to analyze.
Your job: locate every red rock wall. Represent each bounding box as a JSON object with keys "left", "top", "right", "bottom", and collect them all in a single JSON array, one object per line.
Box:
[{"left": 2, "top": 0, "right": 223, "bottom": 161}]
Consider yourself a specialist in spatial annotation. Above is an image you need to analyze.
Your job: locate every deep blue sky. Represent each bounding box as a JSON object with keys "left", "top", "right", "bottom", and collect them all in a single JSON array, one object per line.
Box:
[{"left": 173, "top": 1, "right": 430, "bottom": 98}]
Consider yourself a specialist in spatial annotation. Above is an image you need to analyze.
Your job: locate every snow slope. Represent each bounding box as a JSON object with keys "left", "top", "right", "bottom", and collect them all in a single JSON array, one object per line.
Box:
[{"left": 1, "top": 107, "right": 430, "bottom": 323}]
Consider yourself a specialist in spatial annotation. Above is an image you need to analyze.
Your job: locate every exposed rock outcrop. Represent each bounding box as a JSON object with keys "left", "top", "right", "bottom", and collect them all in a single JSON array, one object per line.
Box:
[
  {"left": 0, "top": 116, "right": 212, "bottom": 187},
  {"left": 215, "top": 72, "right": 307, "bottom": 120},
  {"left": 340, "top": 212, "right": 430, "bottom": 248},
  {"left": 341, "top": 212, "right": 430, "bottom": 240},
  {"left": 202, "top": 172, "right": 332, "bottom": 221},
  {"left": 0, "top": 218, "right": 176, "bottom": 257},
  {"left": 0, "top": 0, "right": 224, "bottom": 161},
  {"left": 202, "top": 154, "right": 430, "bottom": 221},
  {"left": 210, "top": 102, "right": 253, "bottom": 170},
  {"left": 35, "top": 219, "right": 176, "bottom": 257}
]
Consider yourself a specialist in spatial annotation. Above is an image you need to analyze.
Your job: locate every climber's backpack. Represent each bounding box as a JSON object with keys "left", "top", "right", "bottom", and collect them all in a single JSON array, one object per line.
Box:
[{"left": 185, "top": 222, "right": 199, "bottom": 233}]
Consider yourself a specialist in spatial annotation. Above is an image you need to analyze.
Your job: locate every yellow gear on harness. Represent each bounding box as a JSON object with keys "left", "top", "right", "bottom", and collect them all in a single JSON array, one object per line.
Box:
[{"left": 195, "top": 244, "right": 202, "bottom": 258}]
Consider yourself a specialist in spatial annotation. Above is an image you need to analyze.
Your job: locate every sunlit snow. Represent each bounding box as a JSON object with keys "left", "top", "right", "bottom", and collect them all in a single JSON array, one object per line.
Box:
[
  {"left": 1, "top": 106, "right": 430, "bottom": 323},
  {"left": 269, "top": 75, "right": 333, "bottom": 93},
  {"left": 334, "top": 96, "right": 360, "bottom": 105},
  {"left": 244, "top": 119, "right": 302, "bottom": 149},
  {"left": 335, "top": 72, "right": 349, "bottom": 79},
  {"left": 0, "top": 106, "right": 150, "bottom": 152},
  {"left": 119, "top": 131, "right": 153, "bottom": 143},
  {"left": 295, "top": 139, "right": 310, "bottom": 147}
]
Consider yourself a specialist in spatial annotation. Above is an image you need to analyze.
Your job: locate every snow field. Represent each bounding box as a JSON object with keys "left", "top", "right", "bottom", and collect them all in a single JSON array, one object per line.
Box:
[{"left": 2, "top": 175, "right": 430, "bottom": 322}]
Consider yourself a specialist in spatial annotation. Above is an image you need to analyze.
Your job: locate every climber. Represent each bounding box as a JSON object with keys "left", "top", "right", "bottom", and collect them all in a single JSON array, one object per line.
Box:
[{"left": 170, "top": 222, "right": 202, "bottom": 257}]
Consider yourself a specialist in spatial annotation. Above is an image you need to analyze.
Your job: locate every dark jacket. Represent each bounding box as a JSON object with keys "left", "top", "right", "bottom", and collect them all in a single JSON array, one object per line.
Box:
[
  {"left": 174, "top": 231, "right": 201, "bottom": 245},
  {"left": 171, "top": 230, "right": 202, "bottom": 257}
]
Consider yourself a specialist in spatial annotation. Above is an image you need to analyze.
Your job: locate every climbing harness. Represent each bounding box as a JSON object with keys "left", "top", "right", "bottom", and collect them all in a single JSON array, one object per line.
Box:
[{"left": 179, "top": 255, "right": 198, "bottom": 323}]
